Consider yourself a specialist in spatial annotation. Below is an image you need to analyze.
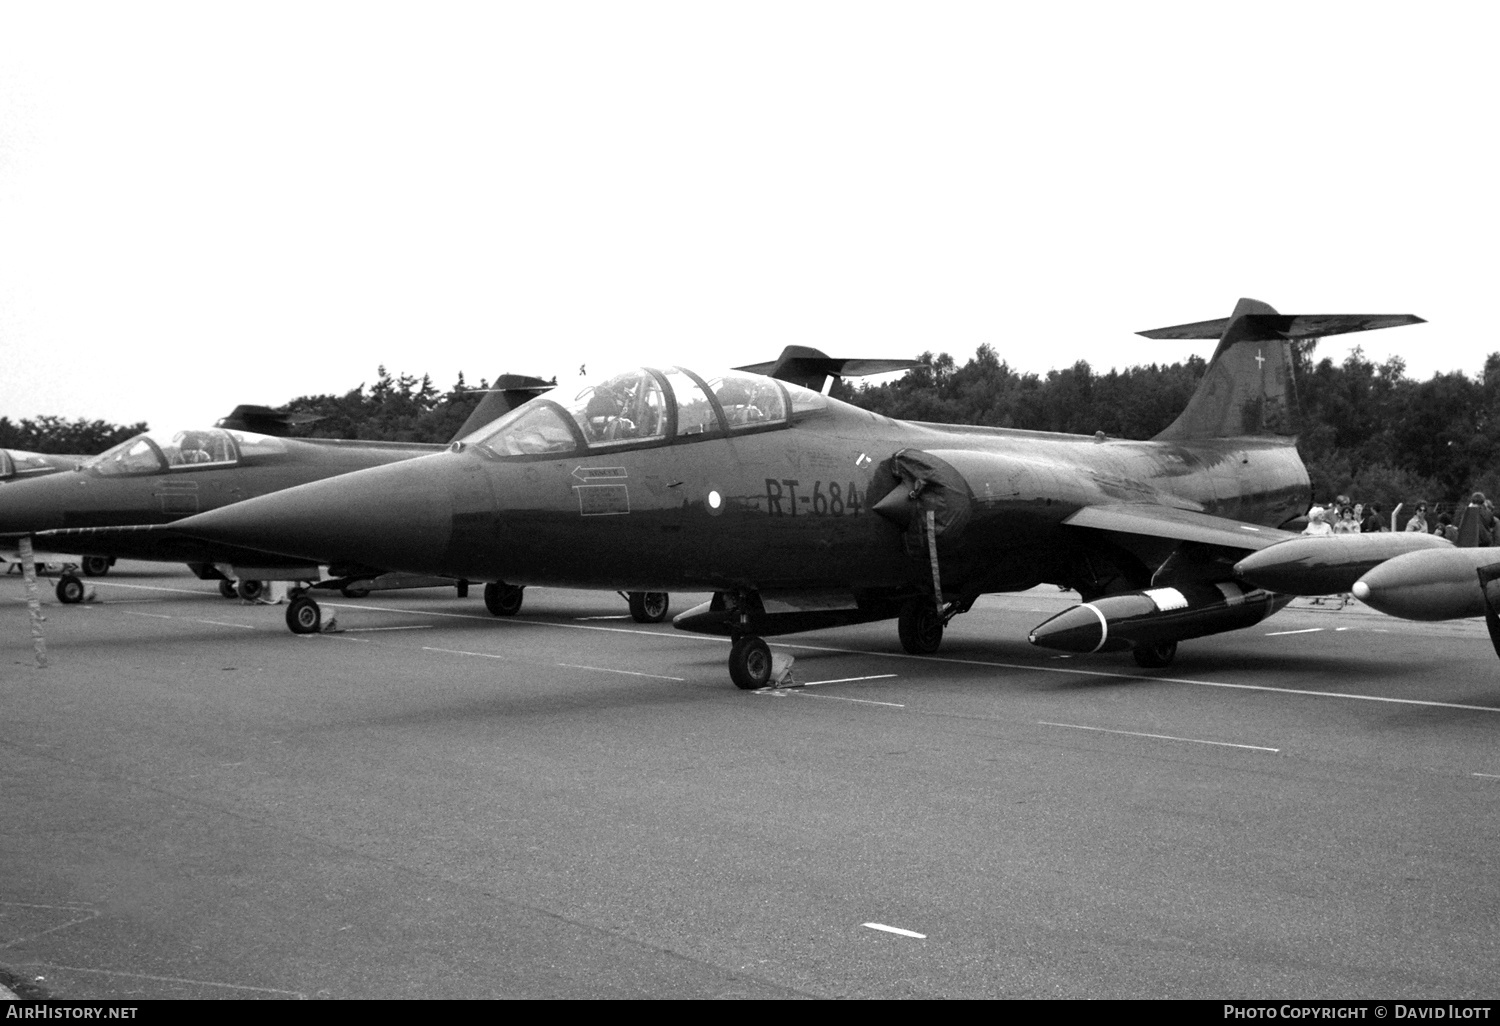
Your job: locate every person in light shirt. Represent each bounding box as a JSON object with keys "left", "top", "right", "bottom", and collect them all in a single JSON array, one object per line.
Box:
[
  {"left": 1404, "top": 502, "right": 1429, "bottom": 532},
  {"left": 1301, "top": 506, "right": 1334, "bottom": 537}
]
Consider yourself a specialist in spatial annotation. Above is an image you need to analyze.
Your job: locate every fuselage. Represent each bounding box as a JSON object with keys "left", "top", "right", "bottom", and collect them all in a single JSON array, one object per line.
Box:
[
  {"left": 168, "top": 374, "right": 1311, "bottom": 597},
  {"left": 439, "top": 407, "right": 1308, "bottom": 592},
  {"left": 0, "top": 427, "right": 439, "bottom": 541}
]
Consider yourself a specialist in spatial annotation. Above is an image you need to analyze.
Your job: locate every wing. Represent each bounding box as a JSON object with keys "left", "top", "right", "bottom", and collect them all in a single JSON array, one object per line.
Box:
[{"left": 1062, "top": 504, "right": 1296, "bottom": 551}]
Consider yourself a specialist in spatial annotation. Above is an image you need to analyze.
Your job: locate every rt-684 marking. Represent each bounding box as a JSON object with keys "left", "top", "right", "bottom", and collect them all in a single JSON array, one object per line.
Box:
[{"left": 765, "top": 478, "right": 863, "bottom": 517}]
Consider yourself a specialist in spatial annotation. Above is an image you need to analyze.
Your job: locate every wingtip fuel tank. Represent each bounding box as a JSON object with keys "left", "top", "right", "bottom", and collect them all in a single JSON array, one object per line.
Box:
[
  {"left": 1350, "top": 547, "right": 1500, "bottom": 621},
  {"left": 1233, "top": 532, "right": 1452, "bottom": 596}
]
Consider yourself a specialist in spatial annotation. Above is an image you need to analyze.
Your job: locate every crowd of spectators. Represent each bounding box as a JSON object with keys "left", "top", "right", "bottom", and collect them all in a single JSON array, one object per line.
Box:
[
  {"left": 1303, "top": 492, "right": 1495, "bottom": 545},
  {"left": 1300, "top": 491, "right": 1496, "bottom": 607}
]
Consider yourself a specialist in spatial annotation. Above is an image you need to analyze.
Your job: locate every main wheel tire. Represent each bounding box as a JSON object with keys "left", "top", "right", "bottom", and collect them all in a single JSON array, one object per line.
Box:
[
  {"left": 728, "top": 636, "right": 774, "bottom": 690},
  {"left": 628, "top": 591, "right": 670, "bottom": 623},
  {"left": 897, "top": 598, "right": 944, "bottom": 655},
  {"left": 286, "top": 596, "right": 322, "bottom": 634},
  {"left": 1132, "top": 639, "right": 1178, "bottom": 668},
  {"left": 218, "top": 579, "right": 238, "bottom": 599},
  {"left": 455, "top": 581, "right": 470, "bottom": 599},
  {"left": 236, "top": 579, "right": 265, "bottom": 602},
  {"left": 484, "top": 582, "right": 524, "bottom": 616},
  {"left": 81, "top": 556, "right": 111, "bottom": 577},
  {"left": 55, "top": 575, "right": 85, "bottom": 604},
  {"left": 340, "top": 585, "right": 370, "bottom": 598}
]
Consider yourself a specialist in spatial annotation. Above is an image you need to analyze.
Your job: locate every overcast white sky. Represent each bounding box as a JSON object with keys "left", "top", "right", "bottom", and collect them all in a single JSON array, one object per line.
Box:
[{"left": 1, "top": 2, "right": 1495, "bottom": 433}]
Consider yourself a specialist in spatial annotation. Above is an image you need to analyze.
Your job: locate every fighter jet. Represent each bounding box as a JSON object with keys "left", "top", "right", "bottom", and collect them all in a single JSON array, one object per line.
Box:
[
  {"left": 155, "top": 299, "right": 1423, "bottom": 688},
  {"left": 4, "top": 376, "right": 565, "bottom": 600},
  {"left": 0, "top": 426, "right": 459, "bottom": 600}
]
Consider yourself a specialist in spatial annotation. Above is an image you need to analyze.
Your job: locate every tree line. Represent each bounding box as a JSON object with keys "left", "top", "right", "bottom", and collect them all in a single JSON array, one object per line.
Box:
[
  {"left": 10, "top": 348, "right": 1500, "bottom": 516},
  {"left": 0, "top": 415, "right": 145, "bottom": 455}
]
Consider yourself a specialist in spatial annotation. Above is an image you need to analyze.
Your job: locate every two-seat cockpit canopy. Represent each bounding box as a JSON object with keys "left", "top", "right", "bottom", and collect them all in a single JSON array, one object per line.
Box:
[
  {"left": 469, "top": 366, "right": 828, "bottom": 459},
  {"left": 82, "top": 428, "right": 289, "bottom": 477}
]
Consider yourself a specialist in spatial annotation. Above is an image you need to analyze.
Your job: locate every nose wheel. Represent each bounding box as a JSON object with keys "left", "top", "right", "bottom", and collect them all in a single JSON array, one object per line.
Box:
[
  {"left": 286, "top": 594, "right": 322, "bottom": 634},
  {"left": 728, "top": 636, "right": 773, "bottom": 690},
  {"left": 55, "top": 574, "right": 85, "bottom": 604}
]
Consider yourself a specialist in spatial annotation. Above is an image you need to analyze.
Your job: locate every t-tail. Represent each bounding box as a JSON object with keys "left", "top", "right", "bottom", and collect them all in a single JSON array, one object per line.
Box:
[{"left": 1143, "top": 298, "right": 1424, "bottom": 441}]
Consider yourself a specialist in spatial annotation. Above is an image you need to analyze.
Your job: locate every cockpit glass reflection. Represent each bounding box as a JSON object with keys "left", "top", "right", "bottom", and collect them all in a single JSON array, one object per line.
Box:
[
  {"left": 89, "top": 437, "right": 165, "bottom": 476},
  {"left": 704, "top": 371, "right": 789, "bottom": 429},
  {"left": 476, "top": 404, "right": 578, "bottom": 457},
  {"left": 468, "top": 365, "right": 806, "bottom": 459},
  {"left": 159, "top": 430, "right": 235, "bottom": 468},
  {"left": 662, "top": 369, "right": 723, "bottom": 438},
  {"left": 564, "top": 369, "right": 668, "bottom": 448}
]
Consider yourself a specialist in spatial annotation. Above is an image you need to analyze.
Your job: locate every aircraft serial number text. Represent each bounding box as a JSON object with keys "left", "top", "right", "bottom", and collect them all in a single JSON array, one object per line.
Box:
[{"left": 764, "top": 479, "right": 863, "bottom": 517}]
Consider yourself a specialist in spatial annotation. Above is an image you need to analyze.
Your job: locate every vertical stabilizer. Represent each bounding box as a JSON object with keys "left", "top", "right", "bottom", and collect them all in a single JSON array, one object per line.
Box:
[
  {"left": 1141, "top": 299, "right": 1424, "bottom": 441},
  {"left": 1151, "top": 298, "right": 1295, "bottom": 440}
]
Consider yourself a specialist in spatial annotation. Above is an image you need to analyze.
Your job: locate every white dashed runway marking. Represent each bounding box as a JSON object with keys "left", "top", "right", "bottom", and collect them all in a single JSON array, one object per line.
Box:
[{"left": 1038, "top": 721, "right": 1280, "bottom": 753}]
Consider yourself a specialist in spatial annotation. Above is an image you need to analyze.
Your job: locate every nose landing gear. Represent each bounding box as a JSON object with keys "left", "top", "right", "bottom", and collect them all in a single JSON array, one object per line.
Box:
[
  {"left": 55, "top": 574, "right": 85, "bottom": 604},
  {"left": 286, "top": 593, "right": 322, "bottom": 634},
  {"left": 728, "top": 635, "right": 773, "bottom": 690}
]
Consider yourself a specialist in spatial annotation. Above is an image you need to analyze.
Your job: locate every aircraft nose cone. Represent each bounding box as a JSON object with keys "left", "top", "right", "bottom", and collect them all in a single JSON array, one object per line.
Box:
[
  {"left": 0, "top": 474, "right": 71, "bottom": 535},
  {"left": 1351, "top": 581, "right": 1370, "bottom": 600},
  {"left": 172, "top": 455, "right": 456, "bottom": 574},
  {"left": 1028, "top": 603, "right": 1107, "bottom": 653}
]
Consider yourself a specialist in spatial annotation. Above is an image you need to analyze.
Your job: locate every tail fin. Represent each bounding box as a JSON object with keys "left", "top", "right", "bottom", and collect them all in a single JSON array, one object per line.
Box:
[
  {"left": 735, "top": 346, "right": 925, "bottom": 394},
  {"left": 216, "top": 405, "right": 324, "bottom": 437},
  {"left": 449, "top": 374, "right": 555, "bottom": 442},
  {"left": 1144, "top": 298, "right": 1424, "bottom": 440}
]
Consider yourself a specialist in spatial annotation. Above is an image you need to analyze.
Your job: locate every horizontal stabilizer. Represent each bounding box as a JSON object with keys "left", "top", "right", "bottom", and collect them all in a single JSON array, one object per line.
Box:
[
  {"left": 736, "top": 346, "right": 925, "bottom": 392},
  {"left": 1138, "top": 313, "right": 1425, "bottom": 341},
  {"left": 1064, "top": 503, "right": 1296, "bottom": 552},
  {"left": 217, "top": 405, "right": 324, "bottom": 436}
]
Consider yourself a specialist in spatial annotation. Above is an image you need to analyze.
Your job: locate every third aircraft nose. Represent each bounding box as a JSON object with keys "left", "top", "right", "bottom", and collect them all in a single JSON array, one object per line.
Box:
[{"left": 170, "top": 454, "right": 458, "bottom": 575}]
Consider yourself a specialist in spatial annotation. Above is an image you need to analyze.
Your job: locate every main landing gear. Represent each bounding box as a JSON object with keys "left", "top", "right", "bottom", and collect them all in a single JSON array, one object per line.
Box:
[
  {"left": 223, "top": 579, "right": 266, "bottom": 601},
  {"left": 1132, "top": 639, "right": 1177, "bottom": 669},
  {"left": 626, "top": 591, "right": 670, "bottom": 623},
  {"left": 897, "top": 598, "right": 945, "bottom": 655},
  {"left": 483, "top": 582, "right": 524, "bottom": 616}
]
